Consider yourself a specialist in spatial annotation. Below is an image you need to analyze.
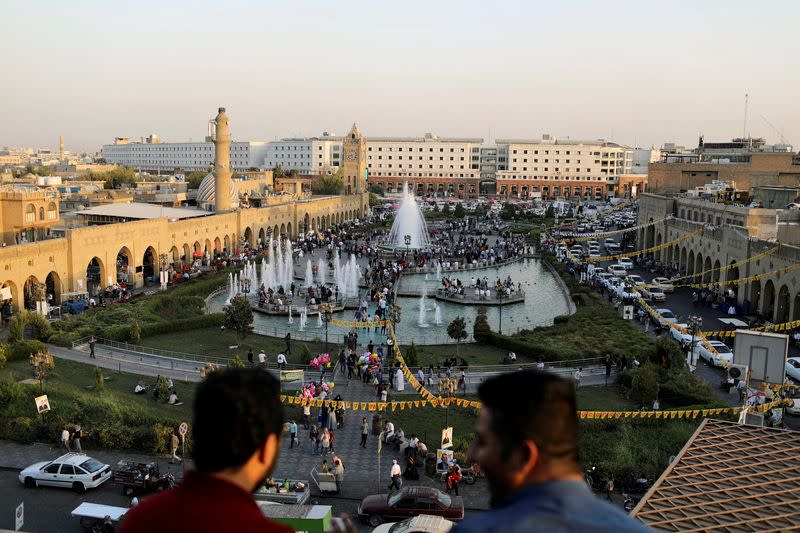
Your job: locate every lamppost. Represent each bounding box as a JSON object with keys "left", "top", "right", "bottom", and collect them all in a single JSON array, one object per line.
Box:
[
  {"left": 322, "top": 303, "right": 332, "bottom": 353},
  {"left": 688, "top": 315, "right": 703, "bottom": 369},
  {"left": 404, "top": 234, "right": 411, "bottom": 257},
  {"left": 498, "top": 289, "right": 504, "bottom": 334}
]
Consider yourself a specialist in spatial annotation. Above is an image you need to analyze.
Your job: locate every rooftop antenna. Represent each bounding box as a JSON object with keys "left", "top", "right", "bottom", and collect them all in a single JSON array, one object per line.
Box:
[{"left": 743, "top": 92, "right": 749, "bottom": 141}]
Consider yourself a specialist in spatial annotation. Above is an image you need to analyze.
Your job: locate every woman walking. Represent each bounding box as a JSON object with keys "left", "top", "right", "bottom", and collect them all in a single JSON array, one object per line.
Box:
[
  {"left": 309, "top": 425, "right": 319, "bottom": 455},
  {"left": 320, "top": 428, "right": 330, "bottom": 456}
]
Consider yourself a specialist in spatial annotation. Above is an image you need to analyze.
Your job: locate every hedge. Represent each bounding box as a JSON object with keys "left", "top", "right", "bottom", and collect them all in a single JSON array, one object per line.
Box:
[
  {"left": 140, "top": 313, "right": 225, "bottom": 337},
  {"left": 7, "top": 340, "right": 47, "bottom": 362}
]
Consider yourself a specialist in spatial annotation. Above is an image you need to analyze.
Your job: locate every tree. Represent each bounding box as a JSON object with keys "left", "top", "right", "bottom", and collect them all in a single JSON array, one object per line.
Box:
[
  {"left": 405, "top": 341, "right": 419, "bottom": 367},
  {"left": 224, "top": 294, "right": 253, "bottom": 344},
  {"left": 369, "top": 192, "right": 381, "bottom": 206},
  {"left": 30, "top": 350, "right": 55, "bottom": 394},
  {"left": 545, "top": 204, "right": 555, "bottom": 219},
  {"left": 93, "top": 365, "right": 105, "bottom": 391},
  {"left": 0, "top": 345, "right": 6, "bottom": 371},
  {"left": 474, "top": 205, "right": 486, "bottom": 218},
  {"left": 311, "top": 167, "right": 344, "bottom": 195},
  {"left": 655, "top": 335, "right": 686, "bottom": 371},
  {"left": 272, "top": 165, "right": 286, "bottom": 179},
  {"left": 442, "top": 203, "right": 451, "bottom": 215},
  {"left": 447, "top": 317, "right": 468, "bottom": 357},
  {"left": 185, "top": 170, "right": 208, "bottom": 189},
  {"left": 500, "top": 202, "right": 516, "bottom": 220},
  {"left": 472, "top": 308, "right": 491, "bottom": 342},
  {"left": 230, "top": 355, "right": 245, "bottom": 369},
  {"left": 454, "top": 202, "right": 466, "bottom": 218},
  {"left": 92, "top": 166, "right": 138, "bottom": 189}
]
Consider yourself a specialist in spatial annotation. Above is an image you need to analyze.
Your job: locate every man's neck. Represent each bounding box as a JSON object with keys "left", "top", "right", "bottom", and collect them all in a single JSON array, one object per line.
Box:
[{"left": 208, "top": 468, "right": 255, "bottom": 494}]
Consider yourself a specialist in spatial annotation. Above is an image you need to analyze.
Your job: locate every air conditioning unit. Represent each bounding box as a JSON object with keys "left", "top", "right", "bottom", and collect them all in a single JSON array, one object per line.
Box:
[{"left": 727, "top": 363, "right": 749, "bottom": 385}]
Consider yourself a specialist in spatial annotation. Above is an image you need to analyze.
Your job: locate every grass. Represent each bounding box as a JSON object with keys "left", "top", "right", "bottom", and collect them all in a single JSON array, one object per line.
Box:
[
  {"left": 576, "top": 384, "right": 635, "bottom": 411},
  {"left": 409, "top": 343, "right": 509, "bottom": 368},
  {"left": 2, "top": 357, "right": 196, "bottom": 421}
]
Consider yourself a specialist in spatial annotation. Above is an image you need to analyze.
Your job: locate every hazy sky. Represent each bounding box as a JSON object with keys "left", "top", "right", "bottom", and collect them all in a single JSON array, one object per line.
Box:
[{"left": 2, "top": 0, "right": 798, "bottom": 152}]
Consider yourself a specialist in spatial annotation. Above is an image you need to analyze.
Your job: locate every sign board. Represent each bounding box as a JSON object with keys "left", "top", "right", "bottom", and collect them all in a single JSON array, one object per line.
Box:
[
  {"left": 733, "top": 330, "right": 789, "bottom": 385},
  {"left": 15, "top": 502, "right": 23, "bottom": 531},
  {"left": 280, "top": 369, "right": 304, "bottom": 384},
  {"left": 436, "top": 449, "right": 454, "bottom": 470},
  {"left": 35, "top": 394, "right": 51, "bottom": 414},
  {"left": 441, "top": 427, "right": 453, "bottom": 450},
  {"left": 178, "top": 422, "right": 188, "bottom": 440},
  {"left": 0, "top": 286, "right": 11, "bottom": 301}
]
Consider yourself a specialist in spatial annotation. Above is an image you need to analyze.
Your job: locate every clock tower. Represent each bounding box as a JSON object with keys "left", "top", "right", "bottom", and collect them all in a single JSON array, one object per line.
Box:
[{"left": 342, "top": 123, "right": 367, "bottom": 196}]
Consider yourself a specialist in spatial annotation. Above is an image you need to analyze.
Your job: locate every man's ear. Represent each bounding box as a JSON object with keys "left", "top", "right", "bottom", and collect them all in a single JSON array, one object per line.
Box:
[
  {"left": 508, "top": 441, "right": 539, "bottom": 487},
  {"left": 259, "top": 433, "right": 280, "bottom": 470}
]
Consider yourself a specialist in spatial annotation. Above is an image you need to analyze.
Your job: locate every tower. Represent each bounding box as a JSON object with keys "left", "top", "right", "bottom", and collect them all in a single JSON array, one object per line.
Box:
[
  {"left": 213, "top": 107, "right": 232, "bottom": 212},
  {"left": 342, "top": 123, "right": 367, "bottom": 196},
  {"left": 59, "top": 135, "right": 64, "bottom": 161}
]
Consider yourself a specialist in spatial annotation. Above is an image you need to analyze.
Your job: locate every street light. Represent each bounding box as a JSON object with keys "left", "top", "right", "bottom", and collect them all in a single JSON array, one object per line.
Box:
[
  {"left": 688, "top": 315, "right": 703, "bottom": 369},
  {"left": 322, "top": 303, "right": 332, "bottom": 353},
  {"left": 498, "top": 289, "right": 504, "bottom": 334}
]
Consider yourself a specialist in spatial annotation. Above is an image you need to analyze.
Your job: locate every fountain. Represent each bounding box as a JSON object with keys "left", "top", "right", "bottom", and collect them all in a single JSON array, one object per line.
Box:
[
  {"left": 333, "top": 251, "right": 342, "bottom": 292},
  {"left": 435, "top": 261, "right": 442, "bottom": 281},
  {"left": 433, "top": 302, "right": 442, "bottom": 325},
  {"left": 304, "top": 259, "right": 314, "bottom": 288},
  {"left": 299, "top": 307, "right": 308, "bottom": 331},
  {"left": 344, "top": 254, "right": 360, "bottom": 298},
  {"left": 386, "top": 182, "right": 431, "bottom": 249},
  {"left": 317, "top": 256, "right": 327, "bottom": 285},
  {"left": 418, "top": 285, "right": 429, "bottom": 327},
  {"left": 224, "top": 272, "right": 235, "bottom": 305},
  {"left": 316, "top": 311, "right": 323, "bottom": 328},
  {"left": 287, "top": 304, "right": 293, "bottom": 324}
]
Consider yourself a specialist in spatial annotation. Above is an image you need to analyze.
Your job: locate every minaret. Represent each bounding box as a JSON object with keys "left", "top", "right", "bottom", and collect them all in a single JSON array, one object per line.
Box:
[
  {"left": 213, "top": 107, "right": 232, "bottom": 212},
  {"left": 59, "top": 135, "right": 64, "bottom": 161}
]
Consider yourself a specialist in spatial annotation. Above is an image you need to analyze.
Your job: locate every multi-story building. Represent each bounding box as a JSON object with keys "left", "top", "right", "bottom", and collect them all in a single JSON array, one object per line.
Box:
[
  {"left": 263, "top": 134, "right": 342, "bottom": 175},
  {"left": 364, "top": 133, "right": 483, "bottom": 197},
  {"left": 0, "top": 186, "right": 61, "bottom": 245},
  {"left": 101, "top": 137, "right": 269, "bottom": 173},
  {"left": 493, "top": 137, "right": 638, "bottom": 200}
]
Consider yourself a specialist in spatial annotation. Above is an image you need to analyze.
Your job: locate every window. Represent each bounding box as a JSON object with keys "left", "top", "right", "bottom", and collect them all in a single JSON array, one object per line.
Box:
[
  {"left": 44, "top": 464, "right": 61, "bottom": 474},
  {"left": 60, "top": 465, "right": 75, "bottom": 475}
]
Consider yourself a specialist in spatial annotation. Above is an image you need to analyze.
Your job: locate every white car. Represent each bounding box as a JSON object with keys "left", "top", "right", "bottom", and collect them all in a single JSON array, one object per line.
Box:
[
  {"left": 786, "top": 357, "right": 800, "bottom": 382},
  {"left": 608, "top": 265, "right": 627, "bottom": 278},
  {"left": 784, "top": 388, "right": 800, "bottom": 416},
  {"left": 696, "top": 340, "right": 734, "bottom": 367},
  {"left": 669, "top": 324, "right": 694, "bottom": 345},
  {"left": 626, "top": 274, "right": 644, "bottom": 286},
  {"left": 617, "top": 258, "right": 634, "bottom": 269},
  {"left": 19, "top": 453, "right": 112, "bottom": 493},
  {"left": 655, "top": 309, "right": 678, "bottom": 327},
  {"left": 372, "top": 515, "right": 455, "bottom": 533},
  {"left": 652, "top": 277, "right": 675, "bottom": 293},
  {"left": 639, "top": 285, "right": 666, "bottom": 302}
]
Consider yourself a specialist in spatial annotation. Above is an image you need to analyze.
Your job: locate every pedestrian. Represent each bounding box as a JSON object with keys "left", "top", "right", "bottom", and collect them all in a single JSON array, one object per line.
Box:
[
  {"left": 321, "top": 459, "right": 329, "bottom": 473},
  {"left": 327, "top": 409, "right": 337, "bottom": 430},
  {"left": 258, "top": 350, "right": 266, "bottom": 366},
  {"left": 446, "top": 465, "right": 462, "bottom": 495},
  {"left": 458, "top": 371, "right": 467, "bottom": 395},
  {"left": 72, "top": 425, "right": 83, "bottom": 452},
  {"left": 120, "top": 368, "right": 294, "bottom": 533},
  {"left": 388, "top": 459, "right": 402, "bottom": 493},
  {"left": 329, "top": 430, "right": 335, "bottom": 453},
  {"left": 332, "top": 458, "right": 344, "bottom": 494},
  {"left": 302, "top": 404, "right": 311, "bottom": 430},
  {"left": 573, "top": 367, "right": 583, "bottom": 389},
  {"left": 309, "top": 425, "right": 319, "bottom": 454},
  {"left": 320, "top": 428, "right": 330, "bottom": 455},
  {"left": 170, "top": 430, "right": 181, "bottom": 464},
  {"left": 604, "top": 355, "right": 612, "bottom": 386},
  {"left": 284, "top": 332, "right": 292, "bottom": 354},
  {"left": 247, "top": 349, "right": 254, "bottom": 366},
  {"left": 605, "top": 478, "right": 615, "bottom": 501},
  {"left": 89, "top": 336, "right": 96, "bottom": 359},
  {"left": 452, "top": 369, "right": 650, "bottom": 533},
  {"left": 360, "top": 417, "right": 369, "bottom": 448},
  {"left": 60, "top": 425, "right": 71, "bottom": 452},
  {"left": 288, "top": 420, "right": 297, "bottom": 449},
  {"left": 277, "top": 352, "right": 287, "bottom": 370}
]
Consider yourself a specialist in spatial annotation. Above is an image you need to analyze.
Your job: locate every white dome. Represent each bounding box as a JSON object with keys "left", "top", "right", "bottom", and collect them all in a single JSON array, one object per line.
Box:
[{"left": 196, "top": 172, "right": 239, "bottom": 210}]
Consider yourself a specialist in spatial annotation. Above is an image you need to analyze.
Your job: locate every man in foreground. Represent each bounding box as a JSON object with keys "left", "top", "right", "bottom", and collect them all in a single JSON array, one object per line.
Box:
[
  {"left": 121, "top": 368, "right": 292, "bottom": 532},
  {"left": 453, "top": 370, "right": 650, "bottom": 533}
]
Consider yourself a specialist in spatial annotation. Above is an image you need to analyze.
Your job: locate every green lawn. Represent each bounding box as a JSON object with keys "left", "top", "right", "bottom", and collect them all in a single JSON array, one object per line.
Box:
[
  {"left": 2, "top": 357, "right": 196, "bottom": 422},
  {"left": 410, "top": 343, "right": 509, "bottom": 368},
  {"left": 576, "top": 384, "right": 635, "bottom": 411}
]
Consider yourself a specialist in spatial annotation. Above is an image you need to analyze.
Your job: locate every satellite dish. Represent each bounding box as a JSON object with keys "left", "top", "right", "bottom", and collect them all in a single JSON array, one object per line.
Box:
[{"left": 729, "top": 367, "right": 741, "bottom": 379}]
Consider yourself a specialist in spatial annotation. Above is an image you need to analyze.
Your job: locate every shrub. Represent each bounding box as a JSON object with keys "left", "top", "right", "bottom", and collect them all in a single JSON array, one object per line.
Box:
[
  {"left": 94, "top": 366, "right": 105, "bottom": 391},
  {"left": 300, "top": 343, "right": 313, "bottom": 365},
  {"left": 151, "top": 423, "right": 174, "bottom": 455},
  {"left": 472, "top": 308, "right": 491, "bottom": 342},
  {"left": 8, "top": 311, "right": 53, "bottom": 343},
  {"left": 139, "top": 313, "right": 224, "bottom": 337},
  {"left": 7, "top": 339, "right": 47, "bottom": 362},
  {"left": 630, "top": 365, "right": 659, "bottom": 404},
  {"left": 230, "top": 355, "right": 245, "bottom": 369},
  {"left": 656, "top": 335, "right": 685, "bottom": 371},
  {"left": 0, "top": 345, "right": 6, "bottom": 371},
  {"left": 405, "top": 342, "right": 419, "bottom": 367}
]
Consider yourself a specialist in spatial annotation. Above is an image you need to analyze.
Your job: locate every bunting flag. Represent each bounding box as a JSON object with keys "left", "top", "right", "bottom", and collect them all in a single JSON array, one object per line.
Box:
[
  {"left": 559, "top": 216, "right": 671, "bottom": 242},
  {"left": 566, "top": 226, "right": 706, "bottom": 264},
  {"left": 676, "top": 261, "right": 800, "bottom": 290},
  {"left": 701, "top": 318, "right": 800, "bottom": 339}
]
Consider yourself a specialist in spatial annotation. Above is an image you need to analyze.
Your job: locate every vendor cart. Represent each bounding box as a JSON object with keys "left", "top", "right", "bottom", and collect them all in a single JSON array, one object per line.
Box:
[
  {"left": 112, "top": 460, "right": 175, "bottom": 496},
  {"left": 310, "top": 466, "right": 338, "bottom": 495},
  {"left": 254, "top": 478, "right": 310, "bottom": 504},
  {"left": 71, "top": 502, "right": 128, "bottom": 530}
]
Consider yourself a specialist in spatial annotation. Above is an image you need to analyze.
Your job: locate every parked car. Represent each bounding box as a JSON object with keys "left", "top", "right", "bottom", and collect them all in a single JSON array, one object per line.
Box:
[
  {"left": 19, "top": 453, "right": 112, "bottom": 493},
  {"left": 358, "top": 487, "right": 464, "bottom": 527},
  {"left": 617, "top": 258, "right": 634, "bottom": 269},
  {"left": 669, "top": 323, "right": 694, "bottom": 345},
  {"left": 371, "top": 514, "right": 455, "bottom": 533},
  {"left": 655, "top": 309, "right": 678, "bottom": 327},
  {"left": 652, "top": 277, "right": 675, "bottom": 293},
  {"left": 608, "top": 265, "right": 627, "bottom": 278},
  {"left": 696, "top": 340, "right": 734, "bottom": 367},
  {"left": 786, "top": 357, "right": 800, "bottom": 382},
  {"left": 626, "top": 274, "right": 645, "bottom": 286},
  {"left": 784, "top": 387, "right": 800, "bottom": 416},
  {"left": 639, "top": 285, "right": 666, "bottom": 302},
  {"left": 604, "top": 238, "right": 616, "bottom": 246}
]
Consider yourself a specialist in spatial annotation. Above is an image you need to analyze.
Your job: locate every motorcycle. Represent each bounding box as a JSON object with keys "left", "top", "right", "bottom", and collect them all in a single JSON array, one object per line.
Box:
[{"left": 623, "top": 493, "right": 639, "bottom": 512}]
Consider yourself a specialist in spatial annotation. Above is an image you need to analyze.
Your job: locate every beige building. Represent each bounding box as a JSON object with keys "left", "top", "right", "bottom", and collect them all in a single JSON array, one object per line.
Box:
[
  {"left": 0, "top": 187, "right": 61, "bottom": 245},
  {"left": 637, "top": 192, "right": 800, "bottom": 322}
]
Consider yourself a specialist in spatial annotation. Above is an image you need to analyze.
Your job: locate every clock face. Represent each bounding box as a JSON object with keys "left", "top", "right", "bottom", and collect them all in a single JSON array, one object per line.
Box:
[{"left": 346, "top": 149, "right": 358, "bottom": 161}]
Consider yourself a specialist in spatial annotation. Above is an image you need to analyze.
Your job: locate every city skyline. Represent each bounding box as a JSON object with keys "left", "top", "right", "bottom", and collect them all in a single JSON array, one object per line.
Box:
[{"left": 1, "top": 0, "right": 798, "bottom": 151}]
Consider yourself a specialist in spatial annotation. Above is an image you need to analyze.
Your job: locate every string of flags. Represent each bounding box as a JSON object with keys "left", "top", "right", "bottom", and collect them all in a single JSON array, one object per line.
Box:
[
  {"left": 675, "top": 260, "right": 800, "bottom": 290},
  {"left": 701, "top": 319, "right": 800, "bottom": 338},
  {"left": 658, "top": 245, "right": 781, "bottom": 286},
  {"left": 566, "top": 226, "right": 706, "bottom": 264}
]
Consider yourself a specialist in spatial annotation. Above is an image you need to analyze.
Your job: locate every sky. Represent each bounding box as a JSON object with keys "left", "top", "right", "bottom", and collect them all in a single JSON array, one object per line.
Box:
[{"left": 1, "top": 0, "right": 798, "bottom": 152}]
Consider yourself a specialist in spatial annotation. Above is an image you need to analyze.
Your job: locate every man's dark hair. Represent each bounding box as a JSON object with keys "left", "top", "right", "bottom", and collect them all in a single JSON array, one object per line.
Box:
[
  {"left": 193, "top": 368, "right": 284, "bottom": 472},
  {"left": 478, "top": 370, "right": 580, "bottom": 467}
]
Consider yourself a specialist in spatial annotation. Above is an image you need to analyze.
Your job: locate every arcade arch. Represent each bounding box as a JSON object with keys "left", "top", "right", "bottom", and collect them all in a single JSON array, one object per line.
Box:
[
  {"left": 117, "top": 247, "right": 133, "bottom": 284},
  {"left": 45, "top": 271, "right": 62, "bottom": 305},
  {"left": 142, "top": 246, "right": 157, "bottom": 284},
  {"left": 762, "top": 280, "right": 776, "bottom": 319},
  {"left": 776, "top": 284, "right": 790, "bottom": 323}
]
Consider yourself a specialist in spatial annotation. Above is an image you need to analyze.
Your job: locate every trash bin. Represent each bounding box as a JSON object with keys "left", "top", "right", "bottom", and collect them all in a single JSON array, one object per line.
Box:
[
  {"left": 372, "top": 414, "right": 383, "bottom": 436},
  {"left": 424, "top": 453, "right": 437, "bottom": 476}
]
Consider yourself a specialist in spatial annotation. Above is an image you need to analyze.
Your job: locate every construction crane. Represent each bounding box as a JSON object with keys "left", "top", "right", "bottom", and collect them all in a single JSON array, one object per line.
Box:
[{"left": 760, "top": 115, "right": 791, "bottom": 146}]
